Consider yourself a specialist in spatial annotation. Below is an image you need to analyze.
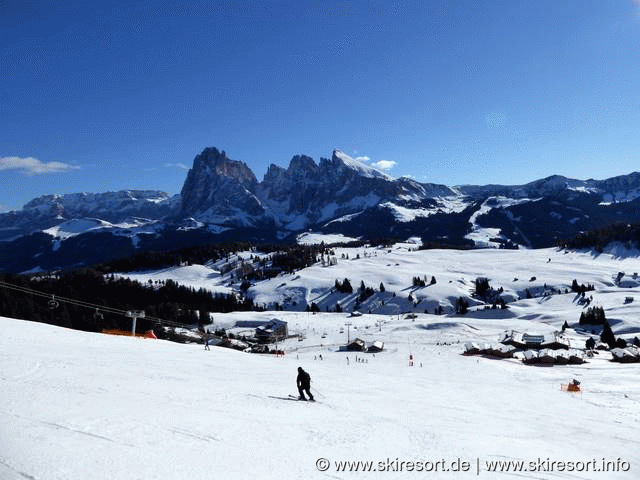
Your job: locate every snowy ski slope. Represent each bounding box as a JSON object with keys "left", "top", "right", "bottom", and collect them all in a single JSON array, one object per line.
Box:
[{"left": 3, "top": 244, "right": 640, "bottom": 479}]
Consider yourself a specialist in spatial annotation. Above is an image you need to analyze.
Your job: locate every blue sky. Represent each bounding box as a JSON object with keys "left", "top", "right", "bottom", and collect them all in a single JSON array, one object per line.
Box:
[{"left": 1, "top": 0, "right": 640, "bottom": 211}]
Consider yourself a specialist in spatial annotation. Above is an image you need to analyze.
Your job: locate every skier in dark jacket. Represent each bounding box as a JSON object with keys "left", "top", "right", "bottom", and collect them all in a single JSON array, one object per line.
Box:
[{"left": 296, "top": 367, "right": 314, "bottom": 401}]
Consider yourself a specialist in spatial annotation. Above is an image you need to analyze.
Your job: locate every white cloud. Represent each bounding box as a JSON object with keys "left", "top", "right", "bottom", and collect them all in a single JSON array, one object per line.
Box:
[
  {"left": 354, "top": 156, "right": 371, "bottom": 163},
  {"left": 164, "top": 163, "right": 190, "bottom": 170},
  {"left": 0, "top": 156, "right": 80, "bottom": 175},
  {"left": 371, "top": 160, "right": 397, "bottom": 171}
]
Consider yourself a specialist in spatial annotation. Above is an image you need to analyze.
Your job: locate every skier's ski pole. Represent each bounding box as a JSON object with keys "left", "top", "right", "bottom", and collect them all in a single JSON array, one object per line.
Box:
[{"left": 310, "top": 382, "right": 325, "bottom": 399}]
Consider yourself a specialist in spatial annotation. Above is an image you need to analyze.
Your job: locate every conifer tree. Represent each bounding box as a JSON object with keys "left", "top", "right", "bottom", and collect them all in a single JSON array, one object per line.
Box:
[{"left": 600, "top": 320, "right": 616, "bottom": 348}]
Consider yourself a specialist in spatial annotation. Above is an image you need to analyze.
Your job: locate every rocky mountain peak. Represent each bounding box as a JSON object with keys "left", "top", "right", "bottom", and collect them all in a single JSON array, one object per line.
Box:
[
  {"left": 287, "top": 155, "right": 318, "bottom": 178},
  {"left": 179, "top": 148, "right": 263, "bottom": 223},
  {"left": 263, "top": 164, "right": 287, "bottom": 184},
  {"left": 320, "top": 149, "right": 391, "bottom": 181},
  {"left": 187, "top": 147, "right": 257, "bottom": 188}
]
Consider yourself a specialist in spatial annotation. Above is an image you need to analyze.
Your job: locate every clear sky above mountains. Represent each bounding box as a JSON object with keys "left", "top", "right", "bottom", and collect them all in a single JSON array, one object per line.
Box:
[{"left": 1, "top": 0, "right": 640, "bottom": 211}]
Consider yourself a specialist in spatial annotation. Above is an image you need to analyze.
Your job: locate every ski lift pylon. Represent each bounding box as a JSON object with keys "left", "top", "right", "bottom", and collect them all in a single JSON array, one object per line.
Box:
[{"left": 48, "top": 295, "right": 59, "bottom": 310}]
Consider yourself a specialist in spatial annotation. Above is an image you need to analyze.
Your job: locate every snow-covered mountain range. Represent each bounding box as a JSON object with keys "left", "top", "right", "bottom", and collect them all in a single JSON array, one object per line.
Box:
[{"left": 2, "top": 146, "right": 640, "bottom": 272}]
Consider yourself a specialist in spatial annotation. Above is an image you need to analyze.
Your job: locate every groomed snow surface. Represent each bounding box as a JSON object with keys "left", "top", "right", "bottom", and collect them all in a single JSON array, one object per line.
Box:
[{"left": 3, "top": 246, "right": 640, "bottom": 479}]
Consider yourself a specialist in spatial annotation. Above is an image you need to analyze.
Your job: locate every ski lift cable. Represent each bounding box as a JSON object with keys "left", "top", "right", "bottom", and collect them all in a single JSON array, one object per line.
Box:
[
  {"left": 0, "top": 280, "right": 124, "bottom": 316},
  {"left": 12, "top": 281, "right": 193, "bottom": 329},
  {"left": 0, "top": 279, "right": 191, "bottom": 330},
  {"left": 0, "top": 279, "right": 188, "bottom": 329},
  {"left": 0, "top": 280, "right": 126, "bottom": 315}
]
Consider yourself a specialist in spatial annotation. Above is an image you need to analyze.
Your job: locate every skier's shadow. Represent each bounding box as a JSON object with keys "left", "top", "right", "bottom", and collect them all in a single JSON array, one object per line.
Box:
[{"left": 267, "top": 395, "right": 299, "bottom": 401}]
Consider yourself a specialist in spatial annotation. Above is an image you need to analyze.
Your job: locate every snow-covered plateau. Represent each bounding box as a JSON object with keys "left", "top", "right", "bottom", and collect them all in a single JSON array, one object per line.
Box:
[{"left": 2, "top": 245, "right": 640, "bottom": 479}]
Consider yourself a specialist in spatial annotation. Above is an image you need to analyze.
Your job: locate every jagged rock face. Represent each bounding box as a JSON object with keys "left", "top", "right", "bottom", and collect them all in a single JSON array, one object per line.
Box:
[
  {"left": 261, "top": 155, "right": 320, "bottom": 204},
  {"left": 179, "top": 147, "right": 264, "bottom": 225},
  {"left": 256, "top": 150, "right": 446, "bottom": 228},
  {"left": 259, "top": 155, "right": 323, "bottom": 221},
  {"left": 181, "top": 148, "right": 440, "bottom": 230},
  {"left": 278, "top": 156, "right": 323, "bottom": 215},
  {"left": 317, "top": 153, "right": 391, "bottom": 197},
  {"left": 288, "top": 155, "right": 320, "bottom": 180}
]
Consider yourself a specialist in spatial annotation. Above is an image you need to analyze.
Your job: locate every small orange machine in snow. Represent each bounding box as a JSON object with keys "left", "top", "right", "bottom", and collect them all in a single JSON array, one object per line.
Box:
[{"left": 561, "top": 379, "right": 581, "bottom": 392}]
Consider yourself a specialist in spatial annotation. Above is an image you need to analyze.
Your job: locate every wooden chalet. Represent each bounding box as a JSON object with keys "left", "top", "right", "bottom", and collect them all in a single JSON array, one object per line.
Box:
[
  {"left": 554, "top": 350, "right": 569, "bottom": 365},
  {"left": 367, "top": 340, "right": 384, "bottom": 353},
  {"left": 611, "top": 347, "right": 640, "bottom": 363},
  {"left": 537, "top": 349, "right": 556, "bottom": 364},
  {"left": 489, "top": 344, "right": 516, "bottom": 358},
  {"left": 522, "top": 350, "right": 539, "bottom": 365},
  {"left": 345, "top": 338, "right": 366, "bottom": 351},
  {"left": 500, "top": 330, "right": 569, "bottom": 350},
  {"left": 235, "top": 318, "right": 288, "bottom": 343},
  {"left": 463, "top": 342, "right": 481, "bottom": 355},
  {"left": 567, "top": 350, "right": 585, "bottom": 365}
]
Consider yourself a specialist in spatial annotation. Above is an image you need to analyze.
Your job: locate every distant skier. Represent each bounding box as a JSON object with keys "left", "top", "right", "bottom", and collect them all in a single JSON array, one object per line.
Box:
[{"left": 296, "top": 367, "right": 314, "bottom": 401}]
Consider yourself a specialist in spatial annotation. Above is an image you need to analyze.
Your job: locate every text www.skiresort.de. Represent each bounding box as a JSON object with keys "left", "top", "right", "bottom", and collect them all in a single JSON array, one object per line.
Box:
[{"left": 316, "top": 456, "right": 631, "bottom": 475}]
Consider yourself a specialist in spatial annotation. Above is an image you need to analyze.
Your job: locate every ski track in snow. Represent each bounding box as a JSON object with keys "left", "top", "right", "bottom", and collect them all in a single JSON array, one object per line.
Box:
[{"left": 0, "top": 458, "right": 38, "bottom": 480}]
